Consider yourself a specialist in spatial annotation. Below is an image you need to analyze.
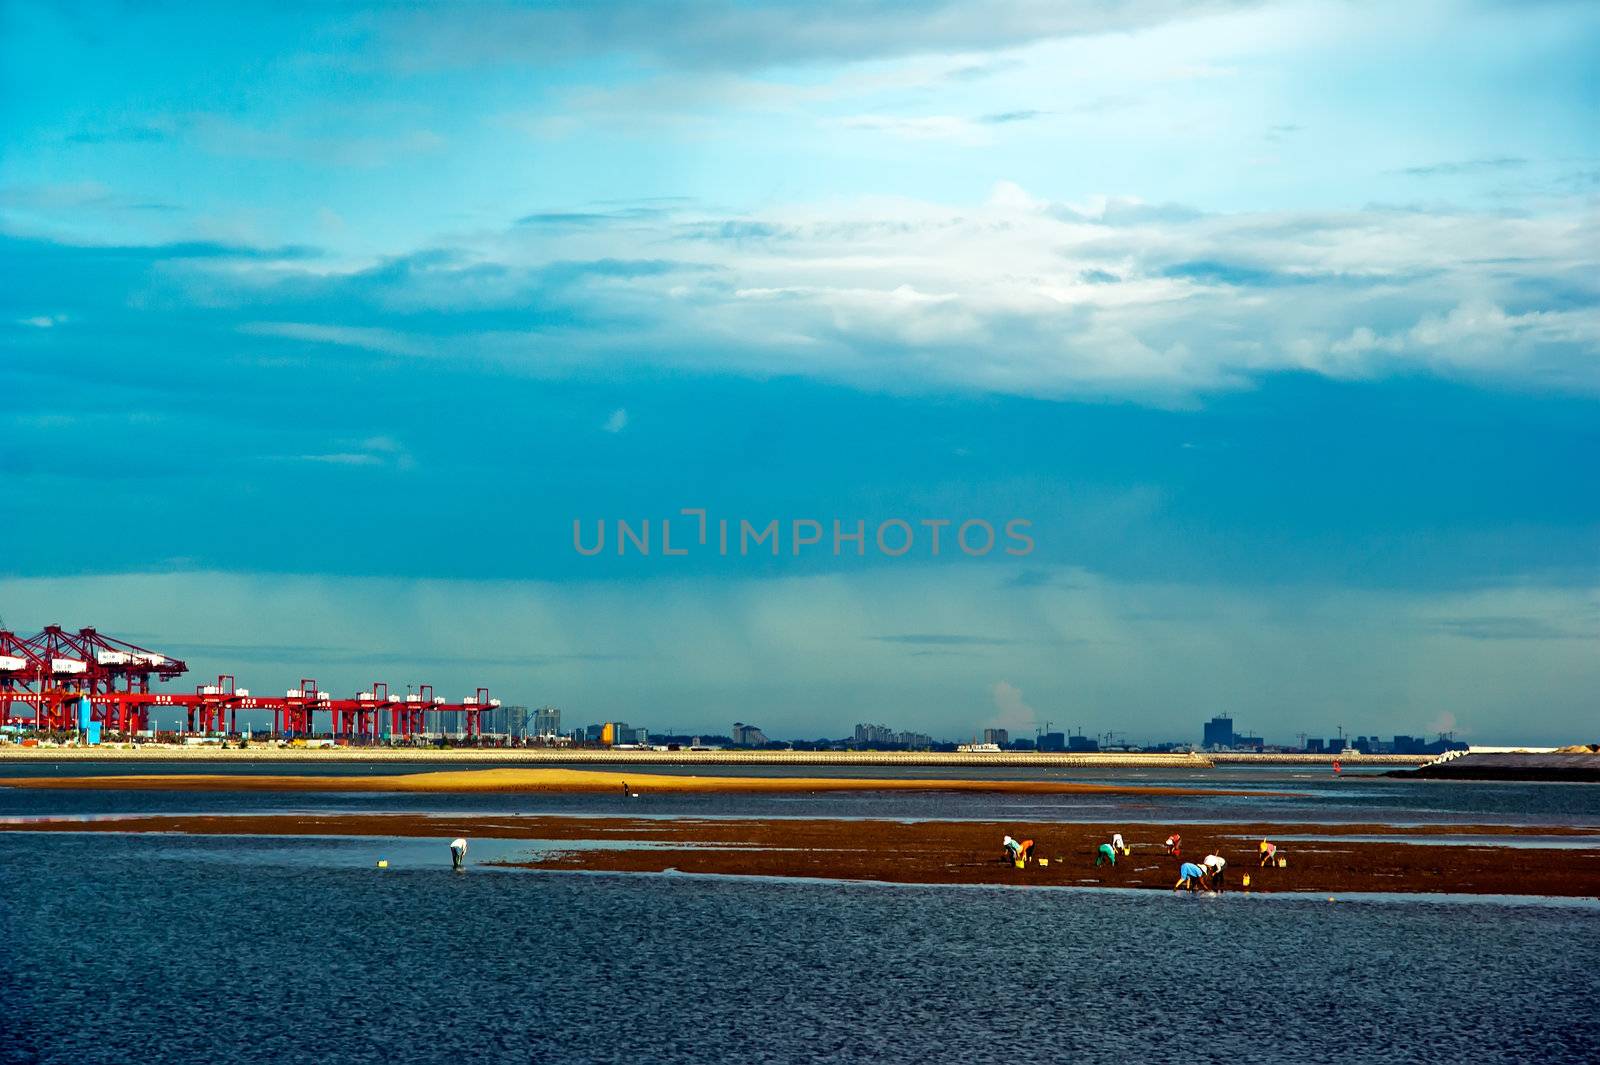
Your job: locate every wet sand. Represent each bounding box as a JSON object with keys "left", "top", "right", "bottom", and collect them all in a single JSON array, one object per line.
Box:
[
  {"left": 0, "top": 766, "right": 1287, "bottom": 798},
  {"left": 7, "top": 812, "right": 1596, "bottom": 896}
]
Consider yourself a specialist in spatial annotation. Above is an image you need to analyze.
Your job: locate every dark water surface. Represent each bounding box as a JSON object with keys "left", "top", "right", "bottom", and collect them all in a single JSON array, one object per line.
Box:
[
  {"left": 3, "top": 762, "right": 1598, "bottom": 826},
  {"left": 2, "top": 831, "right": 1596, "bottom": 1065}
]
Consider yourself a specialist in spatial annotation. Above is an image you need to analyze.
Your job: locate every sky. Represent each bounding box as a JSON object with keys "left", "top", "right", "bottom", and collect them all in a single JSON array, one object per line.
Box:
[{"left": 1, "top": 0, "right": 1596, "bottom": 744}]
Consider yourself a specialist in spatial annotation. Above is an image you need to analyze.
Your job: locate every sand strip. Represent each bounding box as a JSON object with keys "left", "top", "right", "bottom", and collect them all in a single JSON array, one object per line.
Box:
[{"left": 0, "top": 766, "right": 1287, "bottom": 797}]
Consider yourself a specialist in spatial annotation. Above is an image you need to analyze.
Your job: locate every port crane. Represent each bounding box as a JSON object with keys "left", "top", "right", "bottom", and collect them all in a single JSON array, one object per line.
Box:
[{"left": 0, "top": 624, "right": 498, "bottom": 740}]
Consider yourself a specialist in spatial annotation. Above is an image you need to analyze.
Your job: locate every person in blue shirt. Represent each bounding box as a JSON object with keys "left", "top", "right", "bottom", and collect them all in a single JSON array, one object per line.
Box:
[{"left": 1175, "top": 861, "right": 1207, "bottom": 891}]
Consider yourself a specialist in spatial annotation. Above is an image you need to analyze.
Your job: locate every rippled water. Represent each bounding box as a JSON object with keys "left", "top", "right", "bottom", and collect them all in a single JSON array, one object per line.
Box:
[
  {"left": 3, "top": 762, "right": 1598, "bottom": 826},
  {"left": 2, "top": 831, "right": 1596, "bottom": 1065}
]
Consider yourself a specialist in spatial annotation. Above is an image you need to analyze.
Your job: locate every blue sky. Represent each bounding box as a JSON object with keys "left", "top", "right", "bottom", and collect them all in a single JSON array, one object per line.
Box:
[{"left": 2, "top": 0, "right": 1596, "bottom": 743}]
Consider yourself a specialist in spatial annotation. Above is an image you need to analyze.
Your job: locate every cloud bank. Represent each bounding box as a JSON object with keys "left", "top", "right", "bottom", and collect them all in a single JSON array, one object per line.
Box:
[{"left": 12, "top": 183, "right": 1589, "bottom": 403}]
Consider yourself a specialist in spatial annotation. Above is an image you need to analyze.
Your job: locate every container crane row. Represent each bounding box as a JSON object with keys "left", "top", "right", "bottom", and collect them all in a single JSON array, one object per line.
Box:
[{"left": 0, "top": 625, "right": 499, "bottom": 741}]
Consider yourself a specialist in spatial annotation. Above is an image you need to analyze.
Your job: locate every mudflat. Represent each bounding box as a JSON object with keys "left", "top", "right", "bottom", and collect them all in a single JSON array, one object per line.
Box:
[{"left": 6, "top": 812, "right": 1595, "bottom": 897}]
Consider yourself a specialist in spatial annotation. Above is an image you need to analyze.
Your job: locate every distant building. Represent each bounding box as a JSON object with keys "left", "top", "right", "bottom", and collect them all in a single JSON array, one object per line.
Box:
[
  {"left": 1233, "top": 734, "right": 1264, "bottom": 751},
  {"left": 600, "top": 721, "right": 648, "bottom": 745},
  {"left": 731, "top": 722, "right": 769, "bottom": 746},
  {"left": 533, "top": 706, "right": 561, "bottom": 738},
  {"left": 501, "top": 704, "right": 530, "bottom": 737},
  {"left": 1203, "top": 715, "right": 1235, "bottom": 749},
  {"left": 1067, "top": 734, "right": 1099, "bottom": 752},
  {"left": 850, "top": 723, "right": 934, "bottom": 748},
  {"left": 1305, "top": 738, "right": 1326, "bottom": 753},
  {"left": 1036, "top": 731, "right": 1066, "bottom": 752},
  {"left": 983, "top": 728, "right": 1009, "bottom": 746}
]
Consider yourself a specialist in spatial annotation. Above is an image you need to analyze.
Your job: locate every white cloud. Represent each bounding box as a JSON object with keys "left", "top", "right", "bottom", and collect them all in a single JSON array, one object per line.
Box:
[
  {"left": 298, "top": 452, "right": 383, "bottom": 466},
  {"left": 837, "top": 114, "right": 984, "bottom": 142},
  {"left": 290, "top": 434, "right": 414, "bottom": 470},
  {"left": 371, "top": 1, "right": 1263, "bottom": 72},
  {"left": 239, "top": 322, "right": 433, "bottom": 358},
  {"left": 989, "top": 679, "right": 1037, "bottom": 734},
  {"left": 173, "top": 182, "right": 1599, "bottom": 402}
]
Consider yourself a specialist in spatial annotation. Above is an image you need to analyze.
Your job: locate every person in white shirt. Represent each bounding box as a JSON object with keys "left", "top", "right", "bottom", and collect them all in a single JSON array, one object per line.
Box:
[
  {"left": 1202, "top": 853, "right": 1227, "bottom": 891},
  {"left": 449, "top": 837, "right": 467, "bottom": 870}
]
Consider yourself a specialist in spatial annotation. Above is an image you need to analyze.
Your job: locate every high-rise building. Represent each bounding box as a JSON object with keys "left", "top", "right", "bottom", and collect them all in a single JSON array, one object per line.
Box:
[
  {"left": 983, "top": 728, "right": 1009, "bottom": 746},
  {"left": 533, "top": 706, "right": 561, "bottom": 738},
  {"left": 854, "top": 723, "right": 895, "bottom": 744},
  {"left": 1202, "top": 715, "right": 1235, "bottom": 748},
  {"left": 1037, "top": 731, "right": 1066, "bottom": 752},
  {"left": 500, "top": 705, "right": 530, "bottom": 737},
  {"left": 732, "top": 722, "right": 769, "bottom": 746}
]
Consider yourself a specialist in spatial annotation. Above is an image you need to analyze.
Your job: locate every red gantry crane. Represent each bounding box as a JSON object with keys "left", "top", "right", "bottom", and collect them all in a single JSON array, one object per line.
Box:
[{"left": 0, "top": 624, "right": 498, "bottom": 742}]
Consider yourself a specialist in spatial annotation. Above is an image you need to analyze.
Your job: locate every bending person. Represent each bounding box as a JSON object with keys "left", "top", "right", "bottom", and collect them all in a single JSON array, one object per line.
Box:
[{"left": 1175, "top": 862, "right": 1207, "bottom": 892}]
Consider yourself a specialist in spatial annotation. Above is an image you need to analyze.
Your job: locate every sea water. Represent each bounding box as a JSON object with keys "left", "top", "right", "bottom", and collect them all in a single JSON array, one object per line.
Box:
[
  {"left": 3, "top": 761, "right": 1599, "bottom": 826},
  {"left": 2, "top": 829, "right": 1596, "bottom": 1064}
]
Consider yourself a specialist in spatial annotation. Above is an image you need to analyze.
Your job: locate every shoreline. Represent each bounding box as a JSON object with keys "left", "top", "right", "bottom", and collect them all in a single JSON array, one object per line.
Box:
[
  {"left": 8, "top": 812, "right": 1596, "bottom": 897},
  {"left": 0, "top": 746, "right": 1432, "bottom": 767}
]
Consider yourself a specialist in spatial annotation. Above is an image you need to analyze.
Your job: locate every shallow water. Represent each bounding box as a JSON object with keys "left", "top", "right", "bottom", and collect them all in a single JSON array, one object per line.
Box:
[
  {"left": 2, "top": 831, "right": 1596, "bottom": 1065},
  {"left": 2, "top": 762, "right": 1598, "bottom": 827}
]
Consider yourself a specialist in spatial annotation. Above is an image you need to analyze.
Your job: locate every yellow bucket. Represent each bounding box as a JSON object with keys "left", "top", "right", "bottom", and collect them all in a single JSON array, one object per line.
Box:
[
  {"left": 1038, "top": 858, "right": 1049, "bottom": 867},
  {"left": 1278, "top": 857, "right": 1287, "bottom": 868},
  {"left": 1014, "top": 859, "right": 1025, "bottom": 869}
]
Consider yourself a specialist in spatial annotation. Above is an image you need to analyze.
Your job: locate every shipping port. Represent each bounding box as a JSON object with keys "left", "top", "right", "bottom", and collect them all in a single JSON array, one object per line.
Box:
[{"left": 0, "top": 624, "right": 499, "bottom": 742}]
